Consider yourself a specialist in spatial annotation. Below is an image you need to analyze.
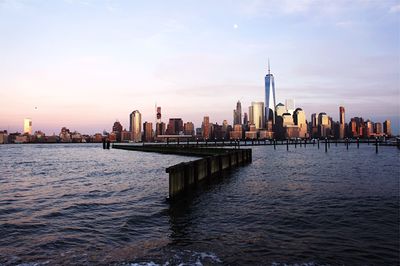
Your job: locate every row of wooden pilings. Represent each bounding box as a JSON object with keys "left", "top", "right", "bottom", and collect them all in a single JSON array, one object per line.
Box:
[
  {"left": 166, "top": 149, "right": 252, "bottom": 200},
  {"left": 278, "top": 137, "right": 382, "bottom": 153}
]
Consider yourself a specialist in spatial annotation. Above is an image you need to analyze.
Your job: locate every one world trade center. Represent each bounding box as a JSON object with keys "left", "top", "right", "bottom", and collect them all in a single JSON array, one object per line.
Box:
[{"left": 265, "top": 60, "right": 276, "bottom": 128}]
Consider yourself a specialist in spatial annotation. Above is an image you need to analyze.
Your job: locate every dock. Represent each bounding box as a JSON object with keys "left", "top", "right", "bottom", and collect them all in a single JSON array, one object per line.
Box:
[{"left": 112, "top": 144, "right": 252, "bottom": 200}]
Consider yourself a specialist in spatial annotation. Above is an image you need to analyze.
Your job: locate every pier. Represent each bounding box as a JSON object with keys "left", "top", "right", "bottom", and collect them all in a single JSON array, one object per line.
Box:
[{"left": 112, "top": 144, "right": 252, "bottom": 200}]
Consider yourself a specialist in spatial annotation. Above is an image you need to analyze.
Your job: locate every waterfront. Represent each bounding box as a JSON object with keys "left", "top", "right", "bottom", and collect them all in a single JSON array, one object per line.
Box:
[{"left": 0, "top": 144, "right": 399, "bottom": 265}]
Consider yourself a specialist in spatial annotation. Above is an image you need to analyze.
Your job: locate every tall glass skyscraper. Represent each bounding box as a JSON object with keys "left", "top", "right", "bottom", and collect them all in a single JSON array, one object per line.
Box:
[{"left": 265, "top": 60, "right": 276, "bottom": 128}]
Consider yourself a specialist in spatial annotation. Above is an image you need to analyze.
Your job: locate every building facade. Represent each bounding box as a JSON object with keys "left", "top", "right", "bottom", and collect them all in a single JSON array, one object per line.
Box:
[
  {"left": 143, "top": 122, "right": 153, "bottom": 142},
  {"left": 130, "top": 110, "right": 142, "bottom": 142},
  {"left": 339, "top": 106, "right": 345, "bottom": 139},
  {"left": 249, "top": 102, "right": 265, "bottom": 130},
  {"left": 233, "top": 101, "right": 242, "bottom": 125},
  {"left": 24, "top": 118, "right": 32, "bottom": 135},
  {"left": 265, "top": 61, "right": 276, "bottom": 127}
]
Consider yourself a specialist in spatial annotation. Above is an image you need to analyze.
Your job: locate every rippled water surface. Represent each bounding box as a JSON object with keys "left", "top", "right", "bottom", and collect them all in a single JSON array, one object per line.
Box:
[{"left": 0, "top": 143, "right": 399, "bottom": 265}]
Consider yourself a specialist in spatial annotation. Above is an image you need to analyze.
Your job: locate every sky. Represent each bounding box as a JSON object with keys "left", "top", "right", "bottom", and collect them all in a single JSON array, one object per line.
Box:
[{"left": 0, "top": 0, "right": 399, "bottom": 135}]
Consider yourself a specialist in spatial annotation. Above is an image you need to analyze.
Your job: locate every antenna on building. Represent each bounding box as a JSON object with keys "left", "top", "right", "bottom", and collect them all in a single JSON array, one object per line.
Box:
[{"left": 268, "top": 58, "right": 270, "bottom": 75}]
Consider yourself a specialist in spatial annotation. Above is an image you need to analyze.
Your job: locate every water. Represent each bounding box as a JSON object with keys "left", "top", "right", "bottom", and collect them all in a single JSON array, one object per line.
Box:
[{"left": 0, "top": 143, "right": 399, "bottom": 265}]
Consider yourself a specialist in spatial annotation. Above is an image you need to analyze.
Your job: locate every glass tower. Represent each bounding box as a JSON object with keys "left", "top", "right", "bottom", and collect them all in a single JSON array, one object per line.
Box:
[{"left": 265, "top": 60, "right": 276, "bottom": 127}]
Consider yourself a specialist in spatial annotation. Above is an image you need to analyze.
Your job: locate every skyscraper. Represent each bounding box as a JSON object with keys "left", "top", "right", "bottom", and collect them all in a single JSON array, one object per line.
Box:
[
  {"left": 184, "top": 122, "right": 195, "bottom": 136},
  {"left": 202, "top": 116, "right": 210, "bottom": 139},
  {"left": 143, "top": 122, "right": 153, "bottom": 142},
  {"left": 156, "top": 106, "right": 162, "bottom": 123},
  {"left": 249, "top": 102, "right": 265, "bottom": 129},
  {"left": 285, "top": 99, "right": 295, "bottom": 115},
  {"left": 233, "top": 101, "right": 242, "bottom": 125},
  {"left": 166, "top": 118, "right": 183, "bottom": 135},
  {"left": 265, "top": 60, "right": 276, "bottom": 127},
  {"left": 129, "top": 110, "right": 142, "bottom": 142},
  {"left": 383, "top": 120, "right": 392, "bottom": 136},
  {"left": 293, "top": 108, "right": 307, "bottom": 138},
  {"left": 23, "top": 118, "right": 32, "bottom": 135},
  {"left": 339, "top": 106, "right": 345, "bottom": 139}
]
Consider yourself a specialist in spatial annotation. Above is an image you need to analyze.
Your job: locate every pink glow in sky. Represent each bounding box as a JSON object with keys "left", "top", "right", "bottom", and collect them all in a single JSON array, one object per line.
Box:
[{"left": 0, "top": 0, "right": 399, "bottom": 134}]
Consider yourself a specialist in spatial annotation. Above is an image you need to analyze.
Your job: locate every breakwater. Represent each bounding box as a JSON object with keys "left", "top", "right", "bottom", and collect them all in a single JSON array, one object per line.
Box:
[{"left": 112, "top": 144, "right": 252, "bottom": 199}]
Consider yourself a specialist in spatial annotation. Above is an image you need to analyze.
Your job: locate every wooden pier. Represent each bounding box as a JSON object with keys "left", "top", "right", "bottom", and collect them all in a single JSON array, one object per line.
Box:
[{"left": 112, "top": 144, "right": 252, "bottom": 200}]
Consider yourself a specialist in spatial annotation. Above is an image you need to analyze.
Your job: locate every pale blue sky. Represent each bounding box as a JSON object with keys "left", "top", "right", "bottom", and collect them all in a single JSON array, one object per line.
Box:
[{"left": 0, "top": 0, "right": 399, "bottom": 134}]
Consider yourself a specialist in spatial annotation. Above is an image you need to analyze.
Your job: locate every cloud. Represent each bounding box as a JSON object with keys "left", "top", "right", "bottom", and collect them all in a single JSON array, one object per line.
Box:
[
  {"left": 335, "top": 20, "right": 356, "bottom": 28},
  {"left": 389, "top": 4, "right": 400, "bottom": 13}
]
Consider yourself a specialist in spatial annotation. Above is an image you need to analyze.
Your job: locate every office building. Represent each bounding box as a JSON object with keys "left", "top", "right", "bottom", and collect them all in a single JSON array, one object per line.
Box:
[
  {"left": 130, "top": 110, "right": 142, "bottom": 142},
  {"left": 243, "top": 112, "right": 248, "bottom": 127},
  {"left": 233, "top": 101, "right": 242, "bottom": 125},
  {"left": 143, "top": 122, "right": 153, "bottom": 142},
  {"left": 265, "top": 60, "right": 276, "bottom": 127},
  {"left": 23, "top": 118, "right": 32, "bottom": 135},
  {"left": 374, "top": 122, "right": 382, "bottom": 135},
  {"left": 275, "top": 103, "right": 286, "bottom": 117},
  {"left": 202, "top": 116, "right": 211, "bottom": 139},
  {"left": 184, "top": 122, "right": 195, "bottom": 136},
  {"left": 318, "top": 112, "right": 330, "bottom": 137},
  {"left": 364, "top": 120, "right": 374, "bottom": 138},
  {"left": 339, "top": 106, "right": 345, "bottom": 139},
  {"left": 249, "top": 102, "right": 265, "bottom": 129},
  {"left": 166, "top": 118, "right": 183, "bottom": 135},
  {"left": 293, "top": 108, "right": 308, "bottom": 138},
  {"left": 156, "top": 106, "right": 162, "bottom": 123},
  {"left": 230, "top": 124, "right": 243, "bottom": 140},
  {"left": 112, "top": 121, "right": 123, "bottom": 142},
  {"left": 285, "top": 99, "right": 295, "bottom": 115},
  {"left": 383, "top": 120, "right": 392, "bottom": 136}
]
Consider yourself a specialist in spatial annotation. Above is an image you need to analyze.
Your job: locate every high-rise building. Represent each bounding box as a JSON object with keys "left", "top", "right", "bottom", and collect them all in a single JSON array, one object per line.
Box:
[
  {"left": 156, "top": 106, "right": 162, "bottom": 123},
  {"left": 275, "top": 103, "right": 286, "bottom": 117},
  {"left": 23, "top": 118, "right": 32, "bottom": 135},
  {"left": 184, "top": 122, "right": 195, "bottom": 136},
  {"left": 143, "top": 122, "right": 153, "bottom": 142},
  {"left": 230, "top": 124, "right": 243, "bottom": 140},
  {"left": 318, "top": 112, "right": 330, "bottom": 137},
  {"left": 243, "top": 112, "right": 248, "bottom": 126},
  {"left": 113, "top": 121, "right": 123, "bottom": 133},
  {"left": 339, "top": 106, "right": 345, "bottom": 139},
  {"left": 112, "top": 121, "right": 123, "bottom": 142},
  {"left": 350, "top": 118, "right": 358, "bottom": 137},
  {"left": 202, "top": 116, "right": 210, "bottom": 139},
  {"left": 364, "top": 120, "right": 374, "bottom": 138},
  {"left": 282, "top": 113, "right": 294, "bottom": 126},
  {"left": 383, "top": 120, "right": 392, "bottom": 136},
  {"left": 265, "top": 60, "right": 276, "bottom": 127},
  {"left": 249, "top": 102, "right": 265, "bottom": 129},
  {"left": 166, "top": 118, "right": 183, "bottom": 135},
  {"left": 293, "top": 108, "right": 307, "bottom": 138},
  {"left": 233, "top": 101, "right": 242, "bottom": 125},
  {"left": 129, "top": 110, "right": 142, "bottom": 142},
  {"left": 155, "top": 122, "right": 166, "bottom": 136},
  {"left": 285, "top": 99, "right": 295, "bottom": 115},
  {"left": 374, "top": 122, "right": 382, "bottom": 135}
]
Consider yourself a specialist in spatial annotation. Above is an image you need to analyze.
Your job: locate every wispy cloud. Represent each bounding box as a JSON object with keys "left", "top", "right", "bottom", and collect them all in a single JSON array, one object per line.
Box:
[{"left": 389, "top": 4, "right": 400, "bottom": 13}]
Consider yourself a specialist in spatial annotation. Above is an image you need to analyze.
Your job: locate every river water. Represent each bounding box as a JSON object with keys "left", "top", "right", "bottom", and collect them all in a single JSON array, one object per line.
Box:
[{"left": 0, "top": 143, "right": 398, "bottom": 265}]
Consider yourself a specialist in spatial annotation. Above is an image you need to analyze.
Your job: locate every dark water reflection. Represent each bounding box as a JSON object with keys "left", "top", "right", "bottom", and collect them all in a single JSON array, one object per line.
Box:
[{"left": 0, "top": 144, "right": 399, "bottom": 265}]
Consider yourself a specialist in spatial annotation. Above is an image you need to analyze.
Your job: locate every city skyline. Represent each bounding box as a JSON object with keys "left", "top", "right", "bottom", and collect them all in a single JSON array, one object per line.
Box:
[{"left": 0, "top": 0, "right": 399, "bottom": 134}]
